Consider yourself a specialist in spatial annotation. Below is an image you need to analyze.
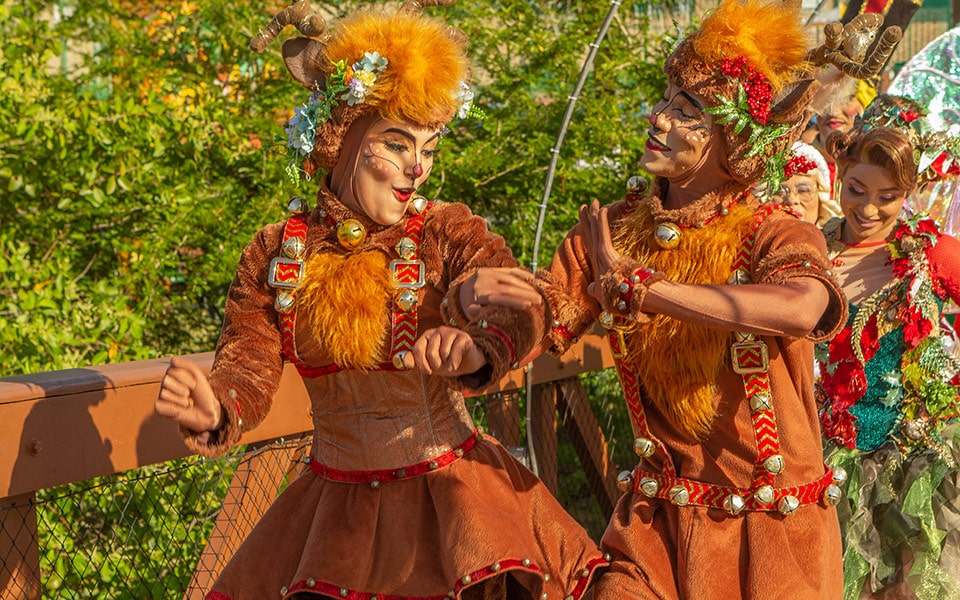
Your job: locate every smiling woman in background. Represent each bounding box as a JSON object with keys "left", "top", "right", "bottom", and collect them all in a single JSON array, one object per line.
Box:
[{"left": 816, "top": 94, "right": 960, "bottom": 599}]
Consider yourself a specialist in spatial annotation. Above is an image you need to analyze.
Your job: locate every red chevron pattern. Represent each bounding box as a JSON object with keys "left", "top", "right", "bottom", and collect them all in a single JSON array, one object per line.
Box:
[
  {"left": 389, "top": 203, "right": 433, "bottom": 357},
  {"left": 276, "top": 214, "right": 308, "bottom": 367}
]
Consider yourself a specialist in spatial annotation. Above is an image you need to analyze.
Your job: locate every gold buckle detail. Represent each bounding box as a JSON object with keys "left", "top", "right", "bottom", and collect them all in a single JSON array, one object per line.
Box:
[
  {"left": 730, "top": 340, "right": 769, "bottom": 374},
  {"left": 268, "top": 257, "right": 304, "bottom": 289},
  {"left": 390, "top": 259, "right": 426, "bottom": 289}
]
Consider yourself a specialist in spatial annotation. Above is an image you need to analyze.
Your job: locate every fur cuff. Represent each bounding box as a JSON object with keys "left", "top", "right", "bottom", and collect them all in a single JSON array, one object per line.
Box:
[
  {"left": 598, "top": 257, "right": 664, "bottom": 325},
  {"left": 536, "top": 269, "right": 596, "bottom": 356},
  {"left": 441, "top": 270, "right": 473, "bottom": 328},
  {"left": 181, "top": 380, "right": 247, "bottom": 457}
]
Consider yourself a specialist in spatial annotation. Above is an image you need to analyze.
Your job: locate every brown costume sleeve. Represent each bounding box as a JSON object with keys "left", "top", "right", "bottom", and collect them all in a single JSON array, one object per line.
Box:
[
  {"left": 429, "top": 202, "right": 541, "bottom": 388},
  {"left": 598, "top": 211, "right": 847, "bottom": 340},
  {"left": 537, "top": 222, "right": 603, "bottom": 356},
  {"left": 181, "top": 223, "right": 286, "bottom": 457}
]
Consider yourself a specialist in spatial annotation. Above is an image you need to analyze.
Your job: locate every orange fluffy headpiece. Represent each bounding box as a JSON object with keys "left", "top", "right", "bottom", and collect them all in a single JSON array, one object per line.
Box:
[
  {"left": 664, "top": 0, "right": 816, "bottom": 185},
  {"left": 278, "top": 8, "right": 470, "bottom": 170}
]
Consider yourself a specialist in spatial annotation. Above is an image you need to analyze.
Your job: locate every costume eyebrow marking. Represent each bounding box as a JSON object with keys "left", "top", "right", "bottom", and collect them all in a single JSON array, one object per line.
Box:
[
  {"left": 382, "top": 128, "right": 442, "bottom": 145},
  {"left": 677, "top": 90, "right": 704, "bottom": 112}
]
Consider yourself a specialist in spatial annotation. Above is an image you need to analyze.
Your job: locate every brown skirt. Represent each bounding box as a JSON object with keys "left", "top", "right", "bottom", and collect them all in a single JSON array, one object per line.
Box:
[{"left": 206, "top": 434, "right": 607, "bottom": 600}]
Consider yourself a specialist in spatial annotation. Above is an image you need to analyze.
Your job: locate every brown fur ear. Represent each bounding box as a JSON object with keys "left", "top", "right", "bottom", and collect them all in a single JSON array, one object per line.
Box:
[
  {"left": 281, "top": 37, "right": 331, "bottom": 89},
  {"left": 769, "top": 79, "right": 820, "bottom": 124}
]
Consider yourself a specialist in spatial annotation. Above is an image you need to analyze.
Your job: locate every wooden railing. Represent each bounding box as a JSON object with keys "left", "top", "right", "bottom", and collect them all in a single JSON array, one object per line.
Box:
[{"left": 0, "top": 329, "right": 618, "bottom": 599}]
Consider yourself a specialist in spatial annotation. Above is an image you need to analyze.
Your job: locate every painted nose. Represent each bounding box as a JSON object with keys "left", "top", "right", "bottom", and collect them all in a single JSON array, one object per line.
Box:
[{"left": 413, "top": 163, "right": 423, "bottom": 178}]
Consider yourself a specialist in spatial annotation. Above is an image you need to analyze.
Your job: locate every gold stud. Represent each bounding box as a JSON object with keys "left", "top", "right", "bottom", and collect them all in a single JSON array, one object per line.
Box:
[
  {"left": 307, "top": 578, "right": 316, "bottom": 587},
  {"left": 581, "top": 568, "right": 590, "bottom": 578},
  {"left": 461, "top": 575, "right": 472, "bottom": 585},
  {"left": 522, "top": 558, "right": 531, "bottom": 567},
  {"left": 653, "top": 222, "right": 681, "bottom": 250},
  {"left": 639, "top": 477, "right": 659, "bottom": 497},
  {"left": 370, "top": 479, "right": 380, "bottom": 489},
  {"left": 281, "top": 586, "right": 289, "bottom": 596},
  {"left": 750, "top": 392, "right": 772, "bottom": 412},
  {"left": 491, "top": 562, "right": 501, "bottom": 572},
  {"left": 669, "top": 484, "right": 689, "bottom": 506},
  {"left": 337, "top": 219, "right": 367, "bottom": 249},
  {"left": 429, "top": 460, "right": 439, "bottom": 470},
  {"left": 599, "top": 311, "right": 614, "bottom": 328},
  {"left": 544, "top": 574, "right": 551, "bottom": 583},
  {"left": 763, "top": 454, "right": 785, "bottom": 475},
  {"left": 616, "top": 470, "right": 634, "bottom": 492},
  {"left": 396, "top": 468, "right": 406, "bottom": 477},
  {"left": 619, "top": 282, "right": 631, "bottom": 294},
  {"left": 633, "top": 437, "right": 655, "bottom": 457},
  {"left": 396, "top": 289, "right": 418, "bottom": 311},
  {"left": 340, "top": 589, "right": 348, "bottom": 598},
  {"left": 454, "top": 449, "right": 464, "bottom": 458},
  {"left": 723, "top": 494, "right": 746, "bottom": 515},
  {"left": 478, "top": 319, "right": 488, "bottom": 329},
  {"left": 616, "top": 300, "right": 627, "bottom": 311}
]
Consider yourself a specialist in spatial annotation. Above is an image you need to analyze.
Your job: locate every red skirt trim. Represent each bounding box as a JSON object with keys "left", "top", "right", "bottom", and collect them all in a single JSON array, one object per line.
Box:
[
  {"left": 205, "top": 555, "right": 609, "bottom": 600},
  {"left": 308, "top": 431, "right": 482, "bottom": 484}
]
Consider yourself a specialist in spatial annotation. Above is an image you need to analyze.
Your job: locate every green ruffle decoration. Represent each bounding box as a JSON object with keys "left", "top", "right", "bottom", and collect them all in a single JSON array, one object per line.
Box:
[{"left": 826, "top": 425, "right": 960, "bottom": 599}]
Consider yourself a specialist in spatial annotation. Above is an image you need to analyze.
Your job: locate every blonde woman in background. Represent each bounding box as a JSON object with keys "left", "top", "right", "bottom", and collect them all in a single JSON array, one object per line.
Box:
[{"left": 774, "top": 141, "right": 842, "bottom": 226}]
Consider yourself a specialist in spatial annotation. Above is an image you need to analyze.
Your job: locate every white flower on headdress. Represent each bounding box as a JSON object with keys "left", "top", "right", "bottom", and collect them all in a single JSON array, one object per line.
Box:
[
  {"left": 344, "top": 52, "right": 389, "bottom": 106},
  {"left": 456, "top": 82, "right": 475, "bottom": 119}
]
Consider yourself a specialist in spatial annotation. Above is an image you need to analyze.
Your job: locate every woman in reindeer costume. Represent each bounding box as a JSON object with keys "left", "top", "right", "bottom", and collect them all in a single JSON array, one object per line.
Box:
[
  {"left": 154, "top": 2, "right": 606, "bottom": 598},
  {"left": 817, "top": 94, "right": 960, "bottom": 599},
  {"left": 466, "top": 0, "right": 901, "bottom": 597}
]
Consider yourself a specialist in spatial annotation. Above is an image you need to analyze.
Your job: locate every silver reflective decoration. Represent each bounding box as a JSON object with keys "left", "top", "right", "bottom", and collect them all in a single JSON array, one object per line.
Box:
[
  {"left": 395, "top": 237, "right": 417, "bottom": 260},
  {"left": 396, "top": 289, "right": 418, "bottom": 312},
  {"left": 599, "top": 311, "right": 615, "bottom": 329},
  {"left": 750, "top": 392, "right": 773, "bottom": 412},
  {"left": 408, "top": 195, "right": 429, "bottom": 215},
  {"left": 392, "top": 351, "right": 410, "bottom": 370},
  {"left": 639, "top": 476, "right": 659, "bottom": 497},
  {"left": 274, "top": 292, "right": 296, "bottom": 314},
  {"left": 282, "top": 236, "right": 306, "bottom": 260},
  {"left": 668, "top": 484, "right": 690, "bottom": 506},
  {"left": 728, "top": 268, "right": 750, "bottom": 285},
  {"left": 763, "top": 454, "right": 785, "bottom": 475},
  {"left": 823, "top": 484, "right": 843, "bottom": 506},
  {"left": 286, "top": 196, "right": 309, "bottom": 213},
  {"left": 723, "top": 494, "right": 746, "bottom": 516},
  {"left": 617, "top": 470, "right": 634, "bottom": 492},
  {"left": 633, "top": 437, "right": 656, "bottom": 457},
  {"left": 619, "top": 282, "right": 632, "bottom": 294},
  {"left": 832, "top": 466, "right": 848, "bottom": 485},
  {"left": 626, "top": 175, "right": 648, "bottom": 194},
  {"left": 754, "top": 485, "right": 775, "bottom": 505},
  {"left": 778, "top": 495, "right": 800, "bottom": 516}
]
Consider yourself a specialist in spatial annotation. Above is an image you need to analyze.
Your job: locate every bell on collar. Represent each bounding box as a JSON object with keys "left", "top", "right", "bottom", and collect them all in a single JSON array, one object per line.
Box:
[
  {"left": 337, "top": 219, "right": 367, "bottom": 250},
  {"left": 653, "top": 222, "right": 681, "bottom": 250}
]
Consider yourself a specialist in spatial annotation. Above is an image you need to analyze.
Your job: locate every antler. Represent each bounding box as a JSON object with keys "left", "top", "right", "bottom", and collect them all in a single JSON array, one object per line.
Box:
[
  {"left": 806, "top": 13, "right": 902, "bottom": 80},
  {"left": 250, "top": 0, "right": 329, "bottom": 53},
  {"left": 400, "top": 0, "right": 456, "bottom": 13}
]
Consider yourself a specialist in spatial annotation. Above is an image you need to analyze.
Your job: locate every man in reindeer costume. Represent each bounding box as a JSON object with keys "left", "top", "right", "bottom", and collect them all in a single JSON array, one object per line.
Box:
[{"left": 466, "top": 0, "right": 900, "bottom": 597}]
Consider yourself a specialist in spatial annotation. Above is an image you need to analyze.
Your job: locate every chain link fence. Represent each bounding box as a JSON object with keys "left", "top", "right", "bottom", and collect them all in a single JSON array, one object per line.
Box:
[{"left": 2, "top": 372, "right": 633, "bottom": 599}]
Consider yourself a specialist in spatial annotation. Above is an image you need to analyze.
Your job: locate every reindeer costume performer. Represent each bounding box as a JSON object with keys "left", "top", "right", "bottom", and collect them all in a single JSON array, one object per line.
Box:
[
  {"left": 155, "top": 2, "right": 607, "bottom": 599},
  {"left": 527, "top": 1, "right": 900, "bottom": 598}
]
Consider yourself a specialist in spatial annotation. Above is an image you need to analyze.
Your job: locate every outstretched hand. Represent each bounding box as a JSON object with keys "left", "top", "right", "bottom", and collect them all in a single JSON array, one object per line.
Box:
[
  {"left": 402, "top": 326, "right": 487, "bottom": 377},
  {"left": 156, "top": 356, "right": 223, "bottom": 434},
  {"left": 459, "top": 267, "right": 541, "bottom": 321},
  {"left": 579, "top": 200, "right": 623, "bottom": 302}
]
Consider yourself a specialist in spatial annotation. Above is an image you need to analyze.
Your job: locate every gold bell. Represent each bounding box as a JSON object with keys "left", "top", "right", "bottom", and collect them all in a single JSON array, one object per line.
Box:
[
  {"left": 754, "top": 485, "right": 774, "bottom": 505},
  {"left": 408, "top": 195, "right": 429, "bottom": 215},
  {"left": 274, "top": 292, "right": 296, "bottom": 314},
  {"left": 639, "top": 476, "right": 659, "bottom": 497},
  {"left": 668, "top": 484, "right": 690, "bottom": 506},
  {"left": 392, "top": 351, "right": 410, "bottom": 370},
  {"left": 750, "top": 392, "right": 773, "bottom": 412},
  {"left": 723, "top": 494, "right": 746, "bottom": 516},
  {"left": 763, "top": 454, "right": 785, "bottom": 475},
  {"left": 337, "top": 219, "right": 367, "bottom": 250},
  {"left": 616, "top": 470, "right": 634, "bottom": 492},
  {"left": 778, "top": 495, "right": 800, "bottom": 516},
  {"left": 626, "top": 175, "right": 649, "bottom": 194},
  {"left": 395, "top": 289, "right": 418, "bottom": 311},
  {"left": 634, "top": 437, "right": 656, "bottom": 458},
  {"left": 823, "top": 484, "right": 842, "bottom": 506},
  {"left": 653, "top": 222, "right": 681, "bottom": 250}
]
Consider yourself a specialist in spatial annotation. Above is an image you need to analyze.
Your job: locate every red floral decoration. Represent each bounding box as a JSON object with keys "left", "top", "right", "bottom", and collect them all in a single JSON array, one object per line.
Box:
[
  {"left": 932, "top": 152, "right": 960, "bottom": 178},
  {"left": 899, "top": 109, "right": 920, "bottom": 123},
  {"left": 716, "top": 56, "right": 773, "bottom": 124},
  {"left": 782, "top": 154, "right": 818, "bottom": 179}
]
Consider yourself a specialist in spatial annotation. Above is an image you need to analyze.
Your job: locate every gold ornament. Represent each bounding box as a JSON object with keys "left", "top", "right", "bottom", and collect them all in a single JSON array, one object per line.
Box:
[
  {"left": 653, "top": 222, "right": 682, "bottom": 249},
  {"left": 337, "top": 219, "right": 367, "bottom": 249},
  {"left": 668, "top": 484, "right": 690, "bottom": 506},
  {"left": 633, "top": 437, "right": 656, "bottom": 457}
]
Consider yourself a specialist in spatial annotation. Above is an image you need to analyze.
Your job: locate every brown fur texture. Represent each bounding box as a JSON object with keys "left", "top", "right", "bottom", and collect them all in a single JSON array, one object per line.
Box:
[
  {"left": 610, "top": 198, "right": 757, "bottom": 439},
  {"left": 297, "top": 250, "right": 394, "bottom": 370}
]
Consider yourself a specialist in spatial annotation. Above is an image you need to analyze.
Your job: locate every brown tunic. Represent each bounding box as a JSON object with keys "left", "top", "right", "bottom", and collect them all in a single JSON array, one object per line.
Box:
[
  {"left": 183, "top": 188, "right": 606, "bottom": 600},
  {"left": 539, "top": 183, "right": 847, "bottom": 600}
]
